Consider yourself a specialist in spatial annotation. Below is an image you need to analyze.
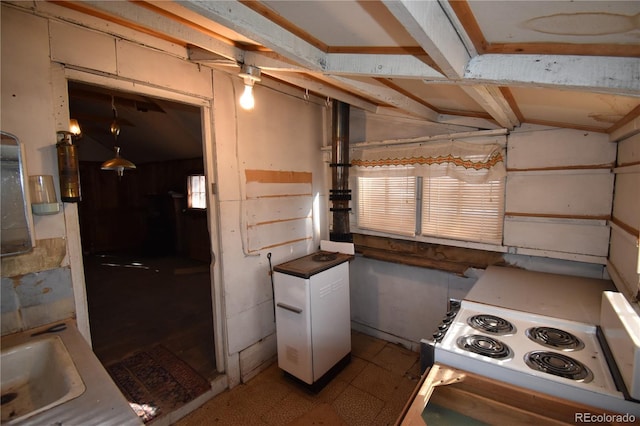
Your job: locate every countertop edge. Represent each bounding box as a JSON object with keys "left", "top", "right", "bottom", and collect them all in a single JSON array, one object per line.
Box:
[{"left": 1, "top": 319, "right": 143, "bottom": 426}]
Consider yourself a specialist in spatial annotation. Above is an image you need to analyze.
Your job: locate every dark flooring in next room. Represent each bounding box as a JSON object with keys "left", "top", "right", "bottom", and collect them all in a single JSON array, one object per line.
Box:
[{"left": 83, "top": 253, "right": 218, "bottom": 383}]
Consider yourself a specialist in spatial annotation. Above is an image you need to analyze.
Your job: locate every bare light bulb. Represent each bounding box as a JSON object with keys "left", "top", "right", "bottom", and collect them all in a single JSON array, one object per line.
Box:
[
  {"left": 69, "top": 119, "right": 82, "bottom": 136},
  {"left": 239, "top": 84, "right": 255, "bottom": 110}
]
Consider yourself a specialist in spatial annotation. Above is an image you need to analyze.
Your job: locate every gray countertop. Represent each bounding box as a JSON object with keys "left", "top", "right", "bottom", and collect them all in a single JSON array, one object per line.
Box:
[
  {"left": 465, "top": 265, "right": 617, "bottom": 325},
  {"left": 1, "top": 319, "right": 143, "bottom": 426}
]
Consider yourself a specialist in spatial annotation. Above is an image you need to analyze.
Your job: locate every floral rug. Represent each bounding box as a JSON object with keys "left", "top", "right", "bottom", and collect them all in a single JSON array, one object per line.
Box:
[{"left": 107, "top": 345, "right": 210, "bottom": 423}]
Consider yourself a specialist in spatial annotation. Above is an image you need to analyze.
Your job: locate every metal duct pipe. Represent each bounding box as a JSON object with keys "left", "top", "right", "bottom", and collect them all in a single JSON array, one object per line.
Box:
[{"left": 330, "top": 100, "right": 352, "bottom": 242}]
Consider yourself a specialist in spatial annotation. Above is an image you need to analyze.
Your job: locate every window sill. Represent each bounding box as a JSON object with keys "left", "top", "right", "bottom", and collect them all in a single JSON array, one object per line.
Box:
[{"left": 352, "top": 233, "right": 507, "bottom": 276}]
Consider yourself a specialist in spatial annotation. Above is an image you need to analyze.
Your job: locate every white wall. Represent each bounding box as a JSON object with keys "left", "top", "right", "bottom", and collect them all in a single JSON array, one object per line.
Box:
[
  {"left": 0, "top": 3, "right": 329, "bottom": 387},
  {"left": 1, "top": 6, "right": 75, "bottom": 334},
  {"left": 609, "top": 127, "right": 640, "bottom": 301},
  {"left": 2, "top": 1, "right": 634, "bottom": 389},
  {"left": 348, "top": 122, "right": 615, "bottom": 347},
  {"left": 211, "top": 70, "right": 329, "bottom": 383}
]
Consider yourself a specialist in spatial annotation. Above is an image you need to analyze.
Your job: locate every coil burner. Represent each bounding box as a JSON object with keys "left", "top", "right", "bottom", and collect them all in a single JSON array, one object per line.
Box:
[
  {"left": 526, "top": 327, "right": 584, "bottom": 351},
  {"left": 467, "top": 314, "right": 516, "bottom": 335},
  {"left": 524, "top": 351, "right": 593, "bottom": 382},
  {"left": 457, "top": 335, "right": 513, "bottom": 360}
]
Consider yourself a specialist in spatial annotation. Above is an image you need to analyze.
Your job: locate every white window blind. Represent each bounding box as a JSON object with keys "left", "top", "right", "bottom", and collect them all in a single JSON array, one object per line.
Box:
[
  {"left": 187, "top": 174, "right": 206, "bottom": 209},
  {"left": 357, "top": 175, "right": 416, "bottom": 236},
  {"left": 352, "top": 140, "right": 506, "bottom": 244},
  {"left": 422, "top": 175, "right": 504, "bottom": 244}
]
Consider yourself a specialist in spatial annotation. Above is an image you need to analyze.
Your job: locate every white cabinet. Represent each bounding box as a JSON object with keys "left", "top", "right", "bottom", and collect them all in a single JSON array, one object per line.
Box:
[{"left": 273, "top": 260, "right": 351, "bottom": 385}]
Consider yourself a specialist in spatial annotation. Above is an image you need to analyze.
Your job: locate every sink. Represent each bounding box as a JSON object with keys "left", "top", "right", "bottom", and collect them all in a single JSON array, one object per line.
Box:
[{"left": 1, "top": 335, "right": 86, "bottom": 424}]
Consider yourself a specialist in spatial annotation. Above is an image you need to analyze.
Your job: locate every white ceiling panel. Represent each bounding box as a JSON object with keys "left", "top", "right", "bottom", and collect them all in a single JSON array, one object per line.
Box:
[
  {"left": 468, "top": 1, "right": 640, "bottom": 44},
  {"left": 389, "top": 79, "right": 485, "bottom": 114},
  {"left": 262, "top": 1, "right": 417, "bottom": 46},
  {"left": 511, "top": 86, "right": 640, "bottom": 130}
]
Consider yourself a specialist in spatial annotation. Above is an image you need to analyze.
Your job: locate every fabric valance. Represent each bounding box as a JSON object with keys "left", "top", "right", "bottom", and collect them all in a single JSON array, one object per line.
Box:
[{"left": 352, "top": 140, "right": 506, "bottom": 184}]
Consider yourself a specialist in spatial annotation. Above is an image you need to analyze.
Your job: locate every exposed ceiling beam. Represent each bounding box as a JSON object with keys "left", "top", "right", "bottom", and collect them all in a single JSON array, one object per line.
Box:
[
  {"left": 189, "top": 46, "right": 386, "bottom": 113},
  {"left": 437, "top": 113, "right": 501, "bottom": 130},
  {"left": 328, "top": 75, "right": 440, "bottom": 121},
  {"left": 180, "top": 0, "right": 326, "bottom": 70},
  {"left": 462, "top": 54, "right": 640, "bottom": 97},
  {"left": 180, "top": 1, "right": 447, "bottom": 121},
  {"left": 78, "top": 0, "right": 243, "bottom": 63},
  {"left": 382, "top": 0, "right": 519, "bottom": 129},
  {"left": 382, "top": 0, "right": 470, "bottom": 78},
  {"left": 324, "top": 53, "right": 443, "bottom": 79},
  {"left": 460, "top": 85, "right": 519, "bottom": 129},
  {"left": 437, "top": 0, "right": 478, "bottom": 58},
  {"left": 264, "top": 71, "right": 380, "bottom": 113}
]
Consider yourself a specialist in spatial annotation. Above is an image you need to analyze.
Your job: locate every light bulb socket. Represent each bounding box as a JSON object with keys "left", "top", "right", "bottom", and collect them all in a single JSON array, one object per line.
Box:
[{"left": 239, "top": 64, "right": 261, "bottom": 83}]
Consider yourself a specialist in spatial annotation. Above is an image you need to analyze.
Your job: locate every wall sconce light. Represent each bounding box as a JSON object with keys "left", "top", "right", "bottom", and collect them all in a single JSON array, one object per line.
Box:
[
  {"left": 69, "top": 118, "right": 82, "bottom": 137},
  {"left": 238, "top": 64, "right": 261, "bottom": 110},
  {"left": 56, "top": 131, "right": 82, "bottom": 202},
  {"left": 29, "top": 175, "right": 60, "bottom": 215}
]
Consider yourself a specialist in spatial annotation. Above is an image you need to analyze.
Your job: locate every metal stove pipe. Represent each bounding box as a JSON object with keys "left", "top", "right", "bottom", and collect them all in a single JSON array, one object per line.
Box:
[{"left": 330, "top": 100, "right": 352, "bottom": 242}]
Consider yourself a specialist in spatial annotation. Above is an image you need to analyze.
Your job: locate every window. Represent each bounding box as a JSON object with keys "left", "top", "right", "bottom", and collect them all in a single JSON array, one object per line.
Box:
[
  {"left": 357, "top": 175, "right": 416, "bottom": 236},
  {"left": 187, "top": 174, "right": 206, "bottom": 209},
  {"left": 353, "top": 140, "right": 506, "bottom": 245},
  {"left": 421, "top": 175, "right": 504, "bottom": 244}
]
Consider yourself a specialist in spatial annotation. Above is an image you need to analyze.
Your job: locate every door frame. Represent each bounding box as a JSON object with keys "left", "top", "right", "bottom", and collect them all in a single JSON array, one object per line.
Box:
[{"left": 52, "top": 66, "right": 226, "bottom": 373}]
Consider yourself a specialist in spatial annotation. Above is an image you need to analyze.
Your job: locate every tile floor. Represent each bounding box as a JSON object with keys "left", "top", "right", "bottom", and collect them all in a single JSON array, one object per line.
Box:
[{"left": 175, "top": 331, "right": 421, "bottom": 426}]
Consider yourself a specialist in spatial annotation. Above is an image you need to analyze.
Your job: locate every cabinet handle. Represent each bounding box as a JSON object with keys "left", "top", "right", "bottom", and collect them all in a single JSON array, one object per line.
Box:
[{"left": 276, "top": 302, "right": 302, "bottom": 314}]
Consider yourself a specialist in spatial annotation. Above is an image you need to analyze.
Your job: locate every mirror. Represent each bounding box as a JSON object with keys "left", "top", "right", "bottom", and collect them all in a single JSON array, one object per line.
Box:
[{"left": 1, "top": 131, "right": 33, "bottom": 256}]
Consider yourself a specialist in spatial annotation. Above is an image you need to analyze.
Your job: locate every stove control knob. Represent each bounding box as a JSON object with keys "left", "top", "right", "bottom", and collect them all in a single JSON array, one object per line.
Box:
[
  {"left": 437, "top": 322, "right": 449, "bottom": 331},
  {"left": 445, "top": 310, "right": 457, "bottom": 318},
  {"left": 432, "top": 331, "right": 444, "bottom": 341},
  {"left": 442, "top": 316, "right": 453, "bottom": 325}
]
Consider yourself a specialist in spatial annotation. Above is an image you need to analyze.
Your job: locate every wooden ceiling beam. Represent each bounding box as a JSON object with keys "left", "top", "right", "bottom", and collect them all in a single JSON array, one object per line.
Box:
[
  {"left": 180, "top": 0, "right": 326, "bottom": 71},
  {"left": 382, "top": 0, "right": 519, "bottom": 129},
  {"left": 382, "top": 0, "right": 470, "bottom": 79},
  {"left": 324, "top": 53, "right": 443, "bottom": 79},
  {"left": 76, "top": 0, "right": 243, "bottom": 63},
  {"left": 178, "top": 1, "right": 450, "bottom": 121},
  {"left": 460, "top": 85, "right": 520, "bottom": 129},
  {"left": 463, "top": 54, "right": 640, "bottom": 97},
  {"left": 264, "top": 71, "right": 380, "bottom": 113},
  {"left": 327, "top": 75, "right": 440, "bottom": 122}
]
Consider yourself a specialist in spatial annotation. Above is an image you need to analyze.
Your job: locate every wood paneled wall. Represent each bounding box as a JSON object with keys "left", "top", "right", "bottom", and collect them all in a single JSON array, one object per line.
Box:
[
  {"left": 503, "top": 126, "right": 616, "bottom": 263},
  {"left": 78, "top": 158, "right": 209, "bottom": 259},
  {"left": 609, "top": 129, "right": 640, "bottom": 300}
]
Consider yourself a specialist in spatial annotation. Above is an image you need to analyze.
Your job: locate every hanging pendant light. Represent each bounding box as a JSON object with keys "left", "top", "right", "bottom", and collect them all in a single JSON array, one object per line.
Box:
[{"left": 101, "top": 96, "right": 136, "bottom": 177}]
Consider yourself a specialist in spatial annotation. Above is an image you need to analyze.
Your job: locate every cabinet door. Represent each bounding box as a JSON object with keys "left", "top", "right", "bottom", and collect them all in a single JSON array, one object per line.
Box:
[
  {"left": 273, "top": 272, "right": 313, "bottom": 383},
  {"left": 310, "top": 262, "right": 351, "bottom": 381}
]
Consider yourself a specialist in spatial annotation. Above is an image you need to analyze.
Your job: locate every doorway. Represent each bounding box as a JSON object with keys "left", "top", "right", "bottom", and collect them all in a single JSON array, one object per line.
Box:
[{"left": 68, "top": 81, "right": 218, "bottom": 383}]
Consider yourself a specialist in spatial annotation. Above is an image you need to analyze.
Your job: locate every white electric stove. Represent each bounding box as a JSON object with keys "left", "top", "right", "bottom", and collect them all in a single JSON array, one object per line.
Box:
[
  {"left": 422, "top": 266, "right": 640, "bottom": 416},
  {"left": 436, "top": 299, "right": 638, "bottom": 414}
]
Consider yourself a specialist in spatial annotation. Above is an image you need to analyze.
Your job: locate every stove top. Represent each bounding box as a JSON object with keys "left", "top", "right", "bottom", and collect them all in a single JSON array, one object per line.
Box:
[
  {"left": 436, "top": 300, "right": 640, "bottom": 415},
  {"left": 273, "top": 251, "right": 352, "bottom": 279}
]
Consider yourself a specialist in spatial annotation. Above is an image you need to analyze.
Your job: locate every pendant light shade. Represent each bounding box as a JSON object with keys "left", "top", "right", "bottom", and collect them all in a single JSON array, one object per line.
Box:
[
  {"left": 101, "top": 146, "right": 136, "bottom": 177},
  {"left": 101, "top": 96, "right": 136, "bottom": 177}
]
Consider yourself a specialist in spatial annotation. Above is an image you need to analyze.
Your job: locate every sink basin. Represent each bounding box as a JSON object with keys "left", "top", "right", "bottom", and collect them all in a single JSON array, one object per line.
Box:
[{"left": 1, "top": 335, "right": 86, "bottom": 424}]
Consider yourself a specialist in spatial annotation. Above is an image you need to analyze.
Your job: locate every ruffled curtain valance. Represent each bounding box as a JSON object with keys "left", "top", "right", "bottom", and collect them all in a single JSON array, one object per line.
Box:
[{"left": 352, "top": 140, "right": 506, "bottom": 184}]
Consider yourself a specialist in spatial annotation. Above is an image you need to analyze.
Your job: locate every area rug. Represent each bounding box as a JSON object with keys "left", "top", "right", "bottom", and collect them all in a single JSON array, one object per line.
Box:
[{"left": 107, "top": 345, "right": 210, "bottom": 423}]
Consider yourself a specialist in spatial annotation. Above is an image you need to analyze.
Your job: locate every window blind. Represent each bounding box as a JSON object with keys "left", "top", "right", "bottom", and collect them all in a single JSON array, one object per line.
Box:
[
  {"left": 357, "top": 175, "right": 416, "bottom": 236},
  {"left": 422, "top": 175, "right": 504, "bottom": 244}
]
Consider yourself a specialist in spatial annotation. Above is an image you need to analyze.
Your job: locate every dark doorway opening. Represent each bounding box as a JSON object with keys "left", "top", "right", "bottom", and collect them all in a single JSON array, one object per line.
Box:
[{"left": 68, "top": 82, "right": 217, "bottom": 387}]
